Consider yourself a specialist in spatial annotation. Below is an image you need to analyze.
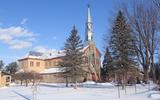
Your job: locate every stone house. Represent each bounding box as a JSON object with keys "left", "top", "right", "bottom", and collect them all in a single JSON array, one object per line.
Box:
[{"left": 0, "top": 71, "right": 11, "bottom": 87}]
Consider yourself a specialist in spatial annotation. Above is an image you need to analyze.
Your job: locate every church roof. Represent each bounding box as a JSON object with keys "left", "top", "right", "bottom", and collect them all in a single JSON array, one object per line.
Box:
[{"left": 83, "top": 44, "right": 101, "bottom": 57}]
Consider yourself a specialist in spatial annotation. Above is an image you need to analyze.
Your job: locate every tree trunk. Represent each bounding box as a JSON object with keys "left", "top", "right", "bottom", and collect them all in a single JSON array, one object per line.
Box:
[
  {"left": 124, "top": 71, "right": 127, "bottom": 94},
  {"left": 144, "top": 36, "right": 149, "bottom": 84},
  {"left": 143, "top": 68, "right": 149, "bottom": 84},
  {"left": 74, "top": 81, "right": 77, "bottom": 89},
  {"left": 122, "top": 76, "right": 124, "bottom": 90},
  {"left": 25, "top": 80, "right": 28, "bottom": 87},
  {"left": 151, "top": 62, "right": 156, "bottom": 83},
  {"left": 33, "top": 80, "right": 35, "bottom": 86},
  {"left": 66, "top": 76, "right": 68, "bottom": 87},
  {"left": 118, "top": 84, "right": 120, "bottom": 98},
  {"left": 151, "top": 28, "right": 156, "bottom": 83},
  {"left": 135, "top": 83, "right": 137, "bottom": 94},
  {"left": 158, "top": 76, "right": 160, "bottom": 86},
  {"left": 20, "top": 80, "right": 22, "bottom": 86}
]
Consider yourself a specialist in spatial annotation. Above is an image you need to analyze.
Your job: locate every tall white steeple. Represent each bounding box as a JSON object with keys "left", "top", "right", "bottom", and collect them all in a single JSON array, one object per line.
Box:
[{"left": 85, "top": 4, "right": 93, "bottom": 44}]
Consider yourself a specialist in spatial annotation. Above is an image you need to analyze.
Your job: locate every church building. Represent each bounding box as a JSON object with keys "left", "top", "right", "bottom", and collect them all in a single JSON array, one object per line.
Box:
[{"left": 18, "top": 5, "right": 101, "bottom": 83}]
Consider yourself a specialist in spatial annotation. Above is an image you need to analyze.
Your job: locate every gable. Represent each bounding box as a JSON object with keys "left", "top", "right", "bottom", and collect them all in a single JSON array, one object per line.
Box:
[{"left": 83, "top": 45, "right": 101, "bottom": 57}]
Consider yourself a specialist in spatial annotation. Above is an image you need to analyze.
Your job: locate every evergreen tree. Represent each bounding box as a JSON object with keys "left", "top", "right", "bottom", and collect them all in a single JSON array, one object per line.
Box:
[
  {"left": 60, "top": 26, "right": 86, "bottom": 88},
  {"left": 102, "top": 47, "right": 113, "bottom": 81},
  {"left": 5, "top": 62, "right": 18, "bottom": 76},
  {"left": 0, "top": 60, "right": 4, "bottom": 70},
  {"left": 109, "top": 11, "right": 136, "bottom": 88}
]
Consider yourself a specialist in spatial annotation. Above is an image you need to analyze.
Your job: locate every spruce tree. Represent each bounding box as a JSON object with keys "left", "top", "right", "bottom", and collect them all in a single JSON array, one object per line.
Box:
[
  {"left": 109, "top": 11, "right": 136, "bottom": 88},
  {"left": 102, "top": 47, "right": 113, "bottom": 81},
  {"left": 5, "top": 62, "right": 18, "bottom": 75},
  {"left": 60, "top": 26, "right": 85, "bottom": 88},
  {"left": 0, "top": 60, "right": 4, "bottom": 70}
]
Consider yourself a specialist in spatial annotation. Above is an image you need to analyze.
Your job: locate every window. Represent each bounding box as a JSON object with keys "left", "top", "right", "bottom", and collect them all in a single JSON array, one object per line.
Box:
[
  {"left": 52, "top": 61, "right": 55, "bottom": 66},
  {"left": 6, "top": 77, "right": 10, "bottom": 82},
  {"left": 53, "top": 61, "right": 58, "bottom": 66},
  {"left": 56, "top": 61, "right": 58, "bottom": 65},
  {"left": 45, "top": 62, "right": 48, "bottom": 67},
  {"left": 92, "top": 53, "right": 95, "bottom": 58},
  {"left": 30, "top": 61, "right": 34, "bottom": 67},
  {"left": 36, "top": 62, "right": 40, "bottom": 67},
  {"left": 49, "top": 61, "right": 52, "bottom": 67}
]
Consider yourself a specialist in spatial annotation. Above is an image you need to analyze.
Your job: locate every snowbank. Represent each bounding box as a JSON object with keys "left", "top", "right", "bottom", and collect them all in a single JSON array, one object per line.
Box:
[
  {"left": 150, "top": 93, "right": 160, "bottom": 100},
  {"left": 82, "top": 81, "right": 96, "bottom": 85},
  {"left": 40, "top": 81, "right": 115, "bottom": 88},
  {"left": 97, "top": 83, "right": 114, "bottom": 87},
  {"left": 82, "top": 81, "right": 114, "bottom": 88},
  {"left": 10, "top": 83, "right": 17, "bottom": 86},
  {"left": 40, "top": 83, "right": 67, "bottom": 88},
  {"left": 0, "top": 86, "right": 8, "bottom": 89}
]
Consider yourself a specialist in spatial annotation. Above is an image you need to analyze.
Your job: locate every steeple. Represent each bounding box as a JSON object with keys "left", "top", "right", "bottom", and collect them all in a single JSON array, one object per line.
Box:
[
  {"left": 87, "top": 4, "right": 92, "bottom": 24},
  {"left": 85, "top": 4, "right": 93, "bottom": 44}
]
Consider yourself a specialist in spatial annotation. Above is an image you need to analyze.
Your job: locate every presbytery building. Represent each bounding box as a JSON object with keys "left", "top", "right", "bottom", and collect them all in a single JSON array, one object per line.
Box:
[{"left": 18, "top": 5, "right": 101, "bottom": 83}]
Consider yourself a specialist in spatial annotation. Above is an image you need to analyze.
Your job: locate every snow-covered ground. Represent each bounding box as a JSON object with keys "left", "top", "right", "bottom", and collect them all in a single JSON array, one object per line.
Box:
[{"left": 0, "top": 82, "right": 159, "bottom": 100}]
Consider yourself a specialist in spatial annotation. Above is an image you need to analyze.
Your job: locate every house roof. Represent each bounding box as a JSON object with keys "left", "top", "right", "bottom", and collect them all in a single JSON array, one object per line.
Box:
[{"left": 0, "top": 71, "right": 11, "bottom": 75}]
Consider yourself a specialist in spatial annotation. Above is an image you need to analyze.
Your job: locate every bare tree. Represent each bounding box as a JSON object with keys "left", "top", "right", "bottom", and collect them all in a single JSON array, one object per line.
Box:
[
  {"left": 123, "top": 0, "right": 160, "bottom": 83},
  {"left": 14, "top": 72, "right": 24, "bottom": 86},
  {"left": 14, "top": 71, "right": 42, "bottom": 87},
  {"left": 153, "top": 0, "right": 160, "bottom": 9}
]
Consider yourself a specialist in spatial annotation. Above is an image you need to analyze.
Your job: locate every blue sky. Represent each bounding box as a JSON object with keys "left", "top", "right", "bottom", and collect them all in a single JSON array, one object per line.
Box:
[{"left": 0, "top": 0, "right": 120, "bottom": 64}]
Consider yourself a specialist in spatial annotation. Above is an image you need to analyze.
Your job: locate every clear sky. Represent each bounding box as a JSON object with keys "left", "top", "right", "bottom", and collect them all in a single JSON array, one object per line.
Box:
[{"left": 0, "top": 0, "right": 120, "bottom": 64}]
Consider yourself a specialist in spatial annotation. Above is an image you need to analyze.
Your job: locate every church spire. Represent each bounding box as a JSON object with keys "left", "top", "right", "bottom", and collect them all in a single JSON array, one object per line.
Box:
[
  {"left": 87, "top": 4, "right": 92, "bottom": 24},
  {"left": 85, "top": 4, "right": 93, "bottom": 44}
]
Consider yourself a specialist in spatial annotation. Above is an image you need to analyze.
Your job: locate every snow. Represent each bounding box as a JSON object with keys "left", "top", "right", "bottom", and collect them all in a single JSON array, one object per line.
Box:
[
  {"left": 15, "top": 69, "right": 24, "bottom": 73},
  {"left": 19, "top": 55, "right": 42, "bottom": 60},
  {"left": 83, "top": 81, "right": 96, "bottom": 84},
  {"left": 0, "top": 82, "right": 159, "bottom": 100},
  {"left": 82, "top": 81, "right": 114, "bottom": 88},
  {"left": 82, "top": 45, "right": 89, "bottom": 51},
  {"left": 97, "top": 82, "right": 114, "bottom": 87},
  {"left": 40, "top": 67, "right": 65, "bottom": 74},
  {"left": 19, "top": 50, "right": 65, "bottom": 60},
  {"left": 41, "top": 50, "right": 65, "bottom": 59},
  {"left": 150, "top": 94, "right": 160, "bottom": 100},
  {"left": 20, "top": 45, "right": 90, "bottom": 61}
]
